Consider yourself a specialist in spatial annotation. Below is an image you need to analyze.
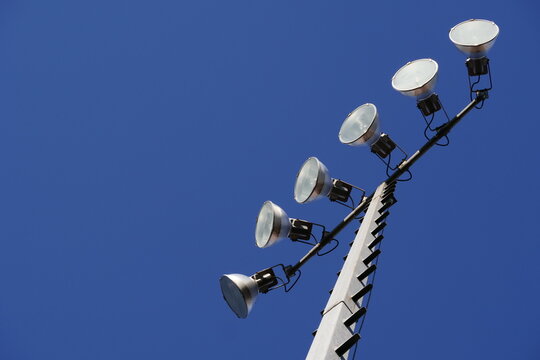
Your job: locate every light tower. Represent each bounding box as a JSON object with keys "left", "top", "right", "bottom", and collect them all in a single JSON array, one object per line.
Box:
[{"left": 219, "top": 19, "right": 499, "bottom": 358}]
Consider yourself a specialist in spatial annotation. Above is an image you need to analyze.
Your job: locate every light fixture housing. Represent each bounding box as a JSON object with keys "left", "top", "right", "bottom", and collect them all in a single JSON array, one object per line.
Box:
[
  {"left": 466, "top": 57, "right": 490, "bottom": 76},
  {"left": 392, "top": 58, "right": 439, "bottom": 99},
  {"left": 339, "top": 103, "right": 380, "bottom": 146},
  {"left": 370, "top": 133, "right": 396, "bottom": 159},
  {"left": 449, "top": 19, "right": 499, "bottom": 58},
  {"left": 219, "top": 273, "right": 259, "bottom": 319},
  {"left": 339, "top": 103, "right": 397, "bottom": 159},
  {"left": 294, "top": 157, "right": 355, "bottom": 203},
  {"left": 416, "top": 93, "right": 442, "bottom": 116},
  {"left": 255, "top": 201, "right": 312, "bottom": 248},
  {"left": 294, "top": 157, "right": 333, "bottom": 203},
  {"left": 220, "top": 268, "right": 279, "bottom": 319},
  {"left": 255, "top": 201, "right": 292, "bottom": 248}
]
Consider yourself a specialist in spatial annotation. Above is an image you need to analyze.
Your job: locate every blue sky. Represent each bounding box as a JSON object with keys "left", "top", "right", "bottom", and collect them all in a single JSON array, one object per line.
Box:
[{"left": 0, "top": 1, "right": 539, "bottom": 359}]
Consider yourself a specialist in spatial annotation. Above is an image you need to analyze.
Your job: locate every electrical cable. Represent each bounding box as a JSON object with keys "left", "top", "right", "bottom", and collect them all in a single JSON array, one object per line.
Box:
[
  {"left": 436, "top": 134, "right": 450, "bottom": 147},
  {"left": 468, "top": 75, "right": 482, "bottom": 101},
  {"left": 335, "top": 200, "right": 354, "bottom": 210},
  {"left": 294, "top": 234, "right": 318, "bottom": 247},
  {"left": 422, "top": 101, "right": 451, "bottom": 147},
  {"left": 468, "top": 63, "right": 492, "bottom": 108},
  {"left": 397, "top": 169, "right": 412, "bottom": 182},
  {"left": 385, "top": 152, "right": 392, "bottom": 178},
  {"left": 349, "top": 195, "right": 356, "bottom": 210},
  {"left": 317, "top": 239, "right": 339, "bottom": 256},
  {"left": 284, "top": 269, "right": 301, "bottom": 292}
]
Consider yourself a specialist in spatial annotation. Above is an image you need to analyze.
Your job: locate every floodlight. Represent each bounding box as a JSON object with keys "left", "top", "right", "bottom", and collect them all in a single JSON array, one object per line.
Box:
[
  {"left": 449, "top": 19, "right": 499, "bottom": 58},
  {"left": 392, "top": 59, "right": 444, "bottom": 119},
  {"left": 220, "top": 273, "right": 259, "bottom": 318},
  {"left": 449, "top": 19, "right": 499, "bottom": 79},
  {"left": 294, "top": 157, "right": 356, "bottom": 204},
  {"left": 294, "top": 157, "right": 332, "bottom": 203},
  {"left": 220, "top": 268, "right": 280, "bottom": 318},
  {"left": 392, "top": 59, "right": 439, "bottom": 99},
  {"left": 339, "top": 104, "right": 398, "bottom": 159},
  {"left": 255, "top": 201, "right": 312, "bottom": 248},
  {"left": 339, "top": 103, "right": 380, "bottom": 146}
]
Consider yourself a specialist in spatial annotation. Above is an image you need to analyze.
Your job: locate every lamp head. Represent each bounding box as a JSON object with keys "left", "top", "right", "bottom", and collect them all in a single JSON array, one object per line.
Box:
[
  {"left": 392, "top": 58, "right": 439, "bottom": 98},
  {"left": 339, "top": 103, "right": 380, "bottom": 146},
  {"left": 449, "top": 19, "right": 499, "bottom": 58},
  {"left": 255, "top": 201, "right": 292, "bottom": 248},
  {"left": 219, "top": 273, "right": 259, "bottom": 319},
  {"left": 294, "top": 157, "right": 332, "bottom": 204}
]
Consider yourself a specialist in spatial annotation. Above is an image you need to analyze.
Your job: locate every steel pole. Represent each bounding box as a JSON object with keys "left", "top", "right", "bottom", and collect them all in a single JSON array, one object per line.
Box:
[{"left": 306, "top": 182, "right": 393, "bottom": 359}]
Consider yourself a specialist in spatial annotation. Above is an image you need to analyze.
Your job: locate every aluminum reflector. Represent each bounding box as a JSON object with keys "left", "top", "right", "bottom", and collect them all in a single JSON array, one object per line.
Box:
[
  {"left": 392, "top": 58, "right": 439, "bottom": 98},
  {"left": 219, "top": 273, "right": 258, "bottom": 319},
  {"left": 255, "top": 201, "right": 292, "bottom": 248},
  {"left": 339, "top": 103, "right": 380, "bottom": 146},
  {"left": 294, "top": 157, "right": 332, "bottom": 204},
  {"left": 449, "top": 19, "right": 499, "bottom": 57}
]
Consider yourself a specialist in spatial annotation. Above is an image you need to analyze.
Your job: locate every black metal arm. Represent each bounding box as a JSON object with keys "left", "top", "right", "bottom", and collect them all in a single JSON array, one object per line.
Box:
[{"left": 285, "top": 90, "right": 489, "bottom": 278}]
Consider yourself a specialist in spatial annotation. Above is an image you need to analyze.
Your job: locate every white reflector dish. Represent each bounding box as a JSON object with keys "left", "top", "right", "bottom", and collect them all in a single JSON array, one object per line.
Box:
[
  {"left": 392, "top": 58, "right": 439, "bottom": 98},
  {"left": 294, "top": 157, "right": 332, "bottom": 204},
  {"left": 339, "top": 103, "right": 380, "bottom": 146},
  {"left": 449, "top": 19, "right": 499, "bottom": 57},
  {"left": 255, "top": 201, "right": 291, "bottom": 248}
]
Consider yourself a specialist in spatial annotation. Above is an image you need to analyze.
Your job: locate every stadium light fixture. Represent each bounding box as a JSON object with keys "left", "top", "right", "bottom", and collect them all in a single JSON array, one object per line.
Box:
[
  {"left": 219, "top": 19, "right": 500, "bottom": 357},
  {"left": 339, "top": 103, "right": 398, "bottom": 159},
  {"left": 449, "top": 19, "right": 499, "bottom": 58},
  {"left": 450, "top": 19, "right": 499, "bottom": 78},
  {"left": 339, "top": 103, "right": 379, "bottom": 146},
  {"left": 392, "top": 59, "right": 442, "bottom": 117},
  {"left": 220, "top": 268, "right": 279, "bottom": 319},
  {"left": 255, "top": 201, "right": 312, "bottom": 248},
  {"left": 392, "top": 58, "right": 438, "bottom": 99},
  {"left": 294, "top": 157, "right": 360, "bottom": 204}
]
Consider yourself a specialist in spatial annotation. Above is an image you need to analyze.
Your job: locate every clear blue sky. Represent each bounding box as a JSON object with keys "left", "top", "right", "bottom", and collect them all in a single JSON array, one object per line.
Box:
[{"left": 0, "top": 1, "right": 539, "bottom": 359}]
